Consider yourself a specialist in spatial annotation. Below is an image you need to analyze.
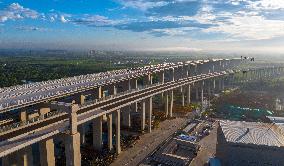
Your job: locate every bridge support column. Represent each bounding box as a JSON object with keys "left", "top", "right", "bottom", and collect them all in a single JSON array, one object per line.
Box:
[
  {"left": 107, "top": 113, "right": 113, "bottom": 151},
  {"left": 108, "top": 85, "right": 117, "bottom": 95},
  {"left": 221, "top": 77, "right": 225, "bottom": 91},
  {"left": 64, "top": 104, "right": 81, "bottom": 166},
  {"left": 17, "top": 146, "right": 34, "bottom": 166},
  {"left": 169, "top": 90, "right": 174, "bottom": 117},
  {"left": 93, "top": 116, "right": 103, "bottom": 151},
  {"left": 181, "top": 87, "right": 185, "bottom": 107},
  {"left": 122, "top": 107, "right": 131, "bottom": 128},
  {"left": 186, "top": 84, "right": 191, "bottom": 105},
  {"left": 195, "top": 87, "right": 199, "bottom": 100},
  {"left": 2, "top": 147, "right": 34, "bottom": 166},
  {"left": 113, "top": 85, "right": 117, "bottom": 95},
  {"left": 39, "top": 138, "right": 55, "bottom": 166},
  {"left": 20, "top": 110, "right": 27, "bottom": 122},
  {"left": 2, "top": 152, "right": 17, "bottom": 166},
  {"left": 164, "top": 91, "right": 169, "bottom": 117},
  {"left": 218, "top": 78, "right": 223, "bottom": 92},
  {"left": 95, "top": 86, "right": 102, "bottom": 99},
  {"left": 132, "top": 102, "right": 137, "bottom": 112},
  {"left": 65, "top": 133, "right": 81, "bottom": 166},
  {"left": 79, "top": 124, "right": 85, "bottom": 145},
  {"left": 131, "top": 79, "right": 138, "bottom": 112},
  {"left": 147, "top": 97, "right": 153, "bottom": 133},
  {"left": 159, "top": 72, "right": 165, "bottom": 83},
  {"left": 144, "top": 74, "right": 152, "bottom": 87},
  {"left": 170, "top": 68, "right": 175, "bottom": 81},
  {"left": 74, "top": 94, "right": 85, "bottom": 105},
  {"left": 159, "top": 72, "right": 165, "bottom": 99},
  {"left": 115, "top": 110, "right": 121, "bottom": 154},
  {"left": 207, "top": 81, "right": 211, "bottom": 104},
  {"left": 201, "top": 85, "right": 204, "bottom": 110},
  {"left": 141, "top": 100, "right": 146, "bottom": 131}
]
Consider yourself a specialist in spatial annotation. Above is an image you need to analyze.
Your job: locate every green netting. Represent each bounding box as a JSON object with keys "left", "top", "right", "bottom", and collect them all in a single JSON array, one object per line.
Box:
[{"left": 219, "top": 104, "right": 274, "bottom": 121}]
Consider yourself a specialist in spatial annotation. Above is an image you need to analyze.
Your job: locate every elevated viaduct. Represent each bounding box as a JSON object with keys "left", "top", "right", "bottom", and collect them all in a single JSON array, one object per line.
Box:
[{"left": 0, "top": 58, "right": 283, "bottom": 166}]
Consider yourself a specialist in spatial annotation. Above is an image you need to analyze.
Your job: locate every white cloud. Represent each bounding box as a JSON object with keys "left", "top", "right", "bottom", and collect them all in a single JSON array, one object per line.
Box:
[
  {"left": 189, "top": 4, "right": 216, "bottom": 24},
  {"left": 0, "top": 3, "right": 39, "bottom": 22},
  {"left": 248, "top": 0, "right": 284, "bottom": 10},
  {"left": 16, "top": 26, "right": 49, "bottom": 32},
  {"left": 60, "top": 15, "right": 68, "bottom": 23},
  {"left": 204, "top": 13, "right": 284, "bottom": 40},
  {"left": 70, "top": 14, "right": 119, "bottom": 27},
  {"left": 150, "top": 27, "right": 199, "bottom": 36},
  {"left": 118, "top": 0, "right": 169, "bottom": 11}
]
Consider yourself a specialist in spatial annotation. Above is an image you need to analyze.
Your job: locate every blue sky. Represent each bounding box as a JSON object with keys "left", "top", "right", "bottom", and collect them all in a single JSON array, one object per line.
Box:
[{"left": 0, "top": 0, "right": 284, "bottom": 54}]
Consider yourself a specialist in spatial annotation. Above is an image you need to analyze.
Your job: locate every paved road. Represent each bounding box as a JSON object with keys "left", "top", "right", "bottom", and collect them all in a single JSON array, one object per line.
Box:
[
  {"left": 111, "top": 117, "right": 188, "bottom": 166},
  {"left": 190, "top": 122, "right": 218, "bottom": 166}
]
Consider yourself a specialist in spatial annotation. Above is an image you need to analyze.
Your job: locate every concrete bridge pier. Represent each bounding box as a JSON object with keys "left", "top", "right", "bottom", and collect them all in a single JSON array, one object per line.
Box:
[
  {"left": 93, "top": 116, "right": 103, "bottom": 151},
  {"left": 65, "top": 133, "right": 81, "bottom": 166},
  {"left": 146, "top": 97, "right": 153, "bottom": 133},
  {"left": 213, "top": 78, "right": 216, "bottom": 90},
  {"left": 164, "top": 91, "right": 169, "bottom": 117},
  {"left": 158, "top": 72, "right": 165, "bottom": 99},
  {"left": 115, "top": 110, "right": 121, "bottom": 154},
  {"left": 2, "top": 152, "right": 17, "bottom": 166},
  {"left": 218, "top": 77, "right": 224, "bottom": 92},
  {"left": 186, "top": 84, "right": 191, "bottom": 105},
  {"left": 39, "top": 138, "right": 55, "bottom": 166},
  {"left": 107, "top": 113, "right": 113, "bottom": 152},
  {"left": 201, "top": 81, "right": 204, "bottom": 110},
  {"left": 122, "top": 80, "right": 132, "bottom": 123},
  {"left": 74, "top": 94, "right": 86, "bottom": 105},
  {"left": 184, "top": 65, "right": 189, "bottom": 78},
  {"left": 169, "top": 90, "right": 174, "bottom": 117},
  {"left": 222, "top": 76, "right": 225, "bottom": 90},
  {"left": 170, "top": 68, "right": 175, "bottom": 81},
  {"left": 64, "top": 104, "right": 81, "bottom": 166},
  {"left": 188, "top": 64, "right": 195, "bottom": 76},
  {"left": 107, "top": 84, "right": 117, "bottom": 96},
  {"left": 18, "top": 146, "right": 34, "bottom": 166},
  {"left": 2, "top": 146, "right": 34, "bottom": 166},
  {"left": 141, "top": 100, "right": 146, "bottom": 131},
  {"left": 195, "top": 86, "right": 199, "bottom": 101},
  {"left": 20, "top": 109, "right": 27, "bottom": 122},
  {"left": 9, "top": 109, "right": 35, "bottom": 166},
  {"left": 176, "top": 66, "right": 183, "bottom": 80},
  {"left": 131, "top": 79, "right": 138, "bottom": 112},
  {"left": 181, "top": 86, "right": 185, "bottom": 107},
  {"left": 94, "top": 86, "right": 102, "bottom": 99},
  {"left": 122, "top": 106, "right": 131, "bottom": 128},
  {"left": 144, "top": 74, "right": 153, "bottom": 87},
  {"left": 73, "top": 95, "right": 87, "bottom": 145},
  {"left": 37, "top": 105, "right": 56, "bottom": 166},
  {"left": 256, "top": 70, "right": 260, "bottom": 79},
  {"left": 207, "top": 80, "right": 211, "bottom": 104},
  {"left": 78, "top": 124, "right": 85, "bottom": 145}
]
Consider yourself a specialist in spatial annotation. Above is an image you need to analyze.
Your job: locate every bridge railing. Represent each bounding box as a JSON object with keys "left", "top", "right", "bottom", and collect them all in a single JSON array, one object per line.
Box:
[
  {"left": 81, "top": 82, "right": 161, "bottom": 107},
  {"left": 0, "top": 109, "right": 65, "bottom": 134}
]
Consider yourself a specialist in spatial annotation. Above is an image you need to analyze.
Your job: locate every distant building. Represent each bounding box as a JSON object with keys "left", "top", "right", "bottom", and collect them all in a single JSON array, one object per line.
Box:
[{"left": 216, "top": 120, "right": 284, "bottom": 166}]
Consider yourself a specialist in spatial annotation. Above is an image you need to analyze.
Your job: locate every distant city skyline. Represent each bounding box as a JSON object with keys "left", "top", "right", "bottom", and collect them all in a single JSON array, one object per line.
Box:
[{"left": 0, "top": 0, "right": 284, "bottom": 54}]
